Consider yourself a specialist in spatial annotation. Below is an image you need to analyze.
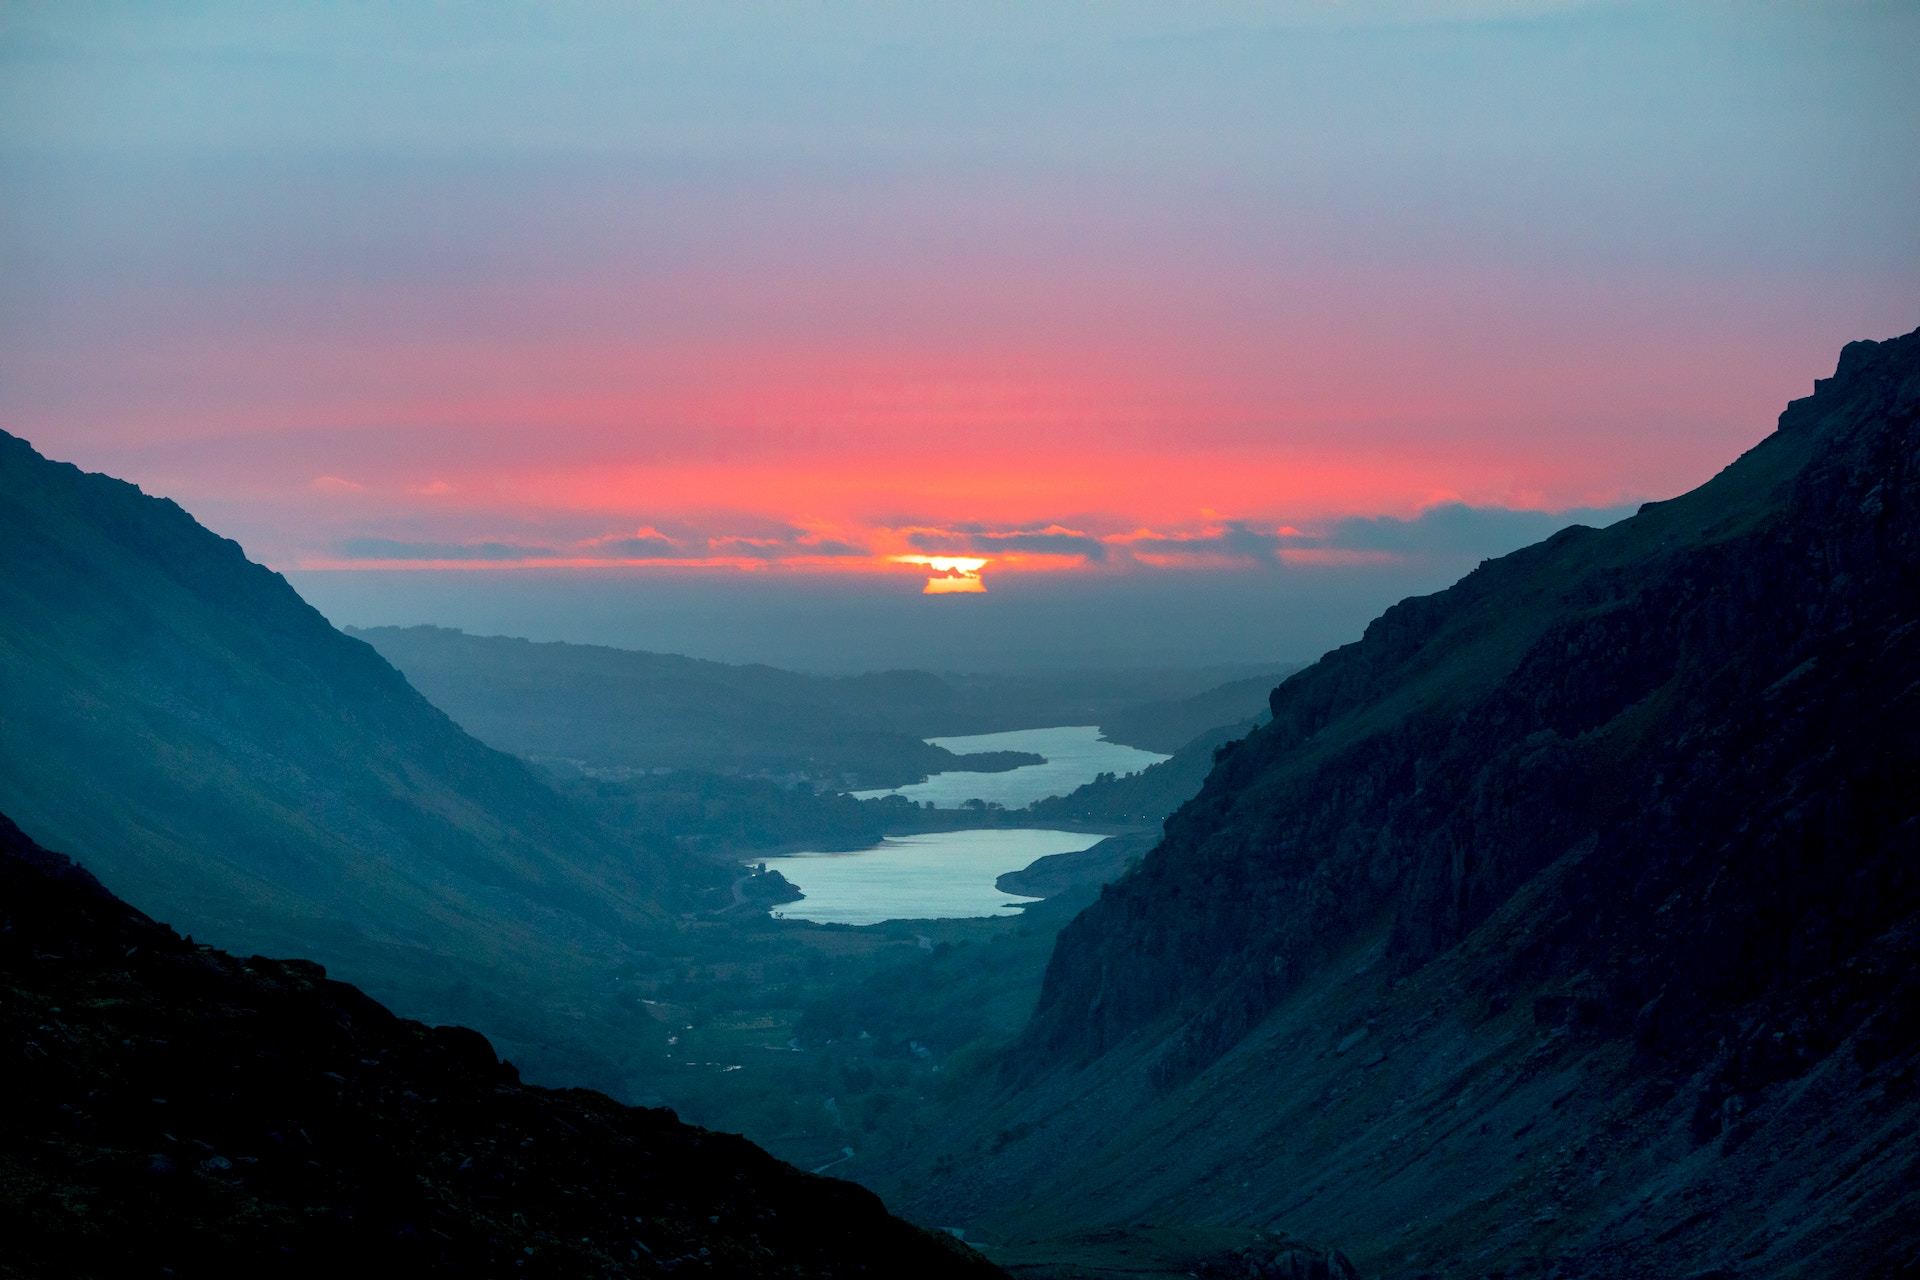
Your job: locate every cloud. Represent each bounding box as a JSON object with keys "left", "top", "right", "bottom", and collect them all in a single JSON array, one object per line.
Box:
[
  {"left": 708, "top": 535, "right": 789, "bottom": 559},
  {"left": 318, "top": 503, "right": 1636, "bottom": 577},
  {"left": 792, "top": 536, "right": 869, "bottom": 557},
  {"left": 1105, "top": 504, "right": 1634, "bottom": 570},
  {"left": 581, "top": 526, "right": 682, "bottom": 557},
  {"left": 336, "top": 537, "right": 563, "bottom": 561},
  {"left": 1117, "top": 521, "right": 1286, "bottom": 566},
  {"left": 577, "top": 525, "right": 873, "bottom": 563},
  {"left": 905, "top": 523, "right": 1109, "bottom": 562},
  {"left": 332, "top": 522, "right": 876, "bottom": 566}
]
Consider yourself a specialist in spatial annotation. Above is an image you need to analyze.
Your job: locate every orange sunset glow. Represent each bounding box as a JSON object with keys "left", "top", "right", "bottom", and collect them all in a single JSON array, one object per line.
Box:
[{"left": 2, "top": 3, "right": 1911, "bottom": 661}]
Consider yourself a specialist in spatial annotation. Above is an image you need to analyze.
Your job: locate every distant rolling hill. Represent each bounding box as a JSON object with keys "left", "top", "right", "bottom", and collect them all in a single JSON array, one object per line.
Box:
[
  {"left": 1091, "top": 669, "right": 1292, "bottom": 754},
  {"left": 354, "top": 623, "right": 1295, "bottom": 790},
  {"left": 1028, "top": 719, "right": 1258, "bottom": 827},
  {"left": 887, "top": 330, "right": 1920, "bottom": 1276},
  {"left": 0, "top": 812, "right": 997, "bottom": 1278},
  {"left": 351, "top": 626, "right": 1028, "bottom": 789},
  {"left": 0, "top": 430, "right": 715, "bottom": 1084},
  {"left": 1018, "top": 668, "right": 1289, "bottom": 829},
  {"left": 1006, "top": 665, "right": 1328, "bottom": 834}
]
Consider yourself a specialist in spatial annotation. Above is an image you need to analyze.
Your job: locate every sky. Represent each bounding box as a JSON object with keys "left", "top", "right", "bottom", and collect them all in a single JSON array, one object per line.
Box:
[{"left": 3, "top": 2, "right": 1916, "bottom": 669}]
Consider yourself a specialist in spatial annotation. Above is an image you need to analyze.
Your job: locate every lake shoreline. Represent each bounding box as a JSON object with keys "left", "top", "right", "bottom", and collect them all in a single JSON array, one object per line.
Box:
[
  {"left": 851, "top": 725, "right": 1168, "bottom": 810},
  {"left": 762, "top": 828, "right": 1108, "bottom": 926},
  {"left": 753, "top": 726, "right": 1166, "bottom": 926}
]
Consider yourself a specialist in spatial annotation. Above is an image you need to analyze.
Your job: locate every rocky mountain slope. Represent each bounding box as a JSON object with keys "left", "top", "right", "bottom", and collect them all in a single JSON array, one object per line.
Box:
[
  {"left": 0, "top": 431, "right": 718, "bottom": 1082},
  {"left": 882, "top": 330, "right": 1920, "bottom": 1276},
  {"left": 0, "top": 814, "right": 995, "bottom": 1278}
]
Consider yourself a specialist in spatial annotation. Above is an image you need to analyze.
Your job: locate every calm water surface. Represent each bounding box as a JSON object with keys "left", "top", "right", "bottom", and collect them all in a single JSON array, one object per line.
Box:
[
  {"left": 764, "top": 828, "right": 1104, "bottom": 925},
  {"left": 851, "top": 725, "right": 1166, "bottom": 810}
]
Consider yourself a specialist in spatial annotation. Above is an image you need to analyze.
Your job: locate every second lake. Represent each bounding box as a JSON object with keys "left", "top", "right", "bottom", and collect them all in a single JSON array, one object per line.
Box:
[{"left": 850, "top": 724, "right": 1167, "bottom": 810}]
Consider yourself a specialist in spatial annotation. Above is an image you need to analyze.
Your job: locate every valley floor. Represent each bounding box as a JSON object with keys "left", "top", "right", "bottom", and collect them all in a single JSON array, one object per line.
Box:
[{"left": 573, "top": 828, "right": 1156, "bottom": 1175}]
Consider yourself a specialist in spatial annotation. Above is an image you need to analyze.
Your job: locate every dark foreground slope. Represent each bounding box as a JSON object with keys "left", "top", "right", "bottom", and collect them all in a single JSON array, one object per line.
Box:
[
  {"left": 0, "top": 815, "right": 995, "bottom": 1279},
  {"left": 0, "top": 430, "right": 718, "bottom": 1081},
  {"left": 886, "top": 332, "right": 1920, "bottom": 1276}
]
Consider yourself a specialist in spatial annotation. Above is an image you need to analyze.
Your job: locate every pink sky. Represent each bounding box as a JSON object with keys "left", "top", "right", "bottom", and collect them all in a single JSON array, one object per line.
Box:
[{"left": 3, "top": 4, "right": 1916, "bottom": 604}]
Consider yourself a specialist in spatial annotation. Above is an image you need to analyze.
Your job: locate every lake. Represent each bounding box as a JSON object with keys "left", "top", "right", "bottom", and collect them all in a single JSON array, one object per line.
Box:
[
  {"left": 763, "top": 828, "right": 1106, "bottom": 925},
  {"left": 851, "top": 724, "right": 1168, "bottom": 810}
]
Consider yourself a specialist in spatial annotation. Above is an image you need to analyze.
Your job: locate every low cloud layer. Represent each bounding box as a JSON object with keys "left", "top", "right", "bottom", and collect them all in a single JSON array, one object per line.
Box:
[
  {"left": 336, "top": 538, "right": 566, "bottom": 562},
  {"left": 315, "top": 501, "right": 1636, "bottom": 578},
  {"left": 905, "top": 524, "right": 1111, "bottom": 563},
  {"left": 1117, "top": 521, "right": 1289, "bottom": 566}
]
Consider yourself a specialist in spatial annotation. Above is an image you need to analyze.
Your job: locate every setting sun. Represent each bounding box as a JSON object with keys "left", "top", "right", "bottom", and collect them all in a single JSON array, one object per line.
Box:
[{"left": 893, "top": 555, "right": 989, "bottom": 594}]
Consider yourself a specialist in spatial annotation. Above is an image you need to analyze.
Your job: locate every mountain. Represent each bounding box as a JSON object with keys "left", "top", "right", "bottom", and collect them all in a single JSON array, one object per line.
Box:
[
  {"left": 350, "top": 626, "right": 1033, "bottom": 788},
  {"left": 882, "top": 329, "right": 1920, "bottom": 1276},
  {"left": 353, "top": 625, "right": 1289, "bottom": 789},
  {"left": 1025, "top": 668, "right": 1300, "bottom": 827},
  {"left": 1093, "top": 669, "right": 1291, "bottom": 754},
  {"left": 1029, "top": 720, "right": 1254, "bottom": 827},
  {"left": 0, "top": 430, "right": 715, "bottom": 1082},
  {"left": 0, "top": 814, "right": 995, "bottom": 1278}
]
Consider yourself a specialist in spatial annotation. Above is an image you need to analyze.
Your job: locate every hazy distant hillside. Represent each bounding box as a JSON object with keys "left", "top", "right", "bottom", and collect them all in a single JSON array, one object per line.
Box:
[
  {"left": 1027, "top": 722, "right": 1252, "bottom": 827},
  {"left": 1093, "top": 669, "right": 1291, "bottom": 753},
  {"left": 356, "top": 624, "right": 1285, "bottom": 788},
  {"left": 0, "top": 430, "right": 713, "bottom": 1080},
  {"left": 1025, "top": 665, "right": 1300, "bottom": 826},
  {"left": 354, "top": 627, "right": 995, "bottom": 787},
  {"left": 0, "top": 813, "right": 996, "bottom": 1278},
  {"left": 890, "top": 330, "right": 1920, "bottom": 1276},
  {"left": 1012, "top": 668, "right": 1297, "bottom": 830}
]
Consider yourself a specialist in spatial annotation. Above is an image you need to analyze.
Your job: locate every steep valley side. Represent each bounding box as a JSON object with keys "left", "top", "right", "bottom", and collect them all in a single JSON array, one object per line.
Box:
[{"left": 870, "top": 330, "right": 1920, "bottom": 1277}]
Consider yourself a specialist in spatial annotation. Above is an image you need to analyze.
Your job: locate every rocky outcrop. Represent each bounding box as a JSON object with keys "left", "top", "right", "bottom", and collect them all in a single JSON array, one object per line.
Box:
[{"left": 0, "top": 813, "right": 998, "bottom": 1278}]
